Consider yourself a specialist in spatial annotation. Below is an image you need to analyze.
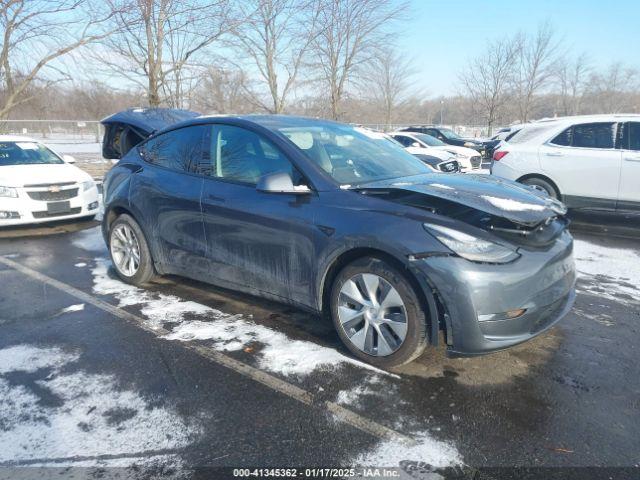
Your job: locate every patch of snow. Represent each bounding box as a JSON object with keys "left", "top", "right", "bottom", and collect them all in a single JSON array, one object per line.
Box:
[
  {"left": 58, "top": 304, "right": 85, "bottom": 315},
  {"left": 0, "top": 344, "right": 198, "bottom": 466},
  {"left": 353, "top": 431, "right": 461, "bottom": 468},
  {"left": 72, "top": 227, "right": 106, "bottom": 253},
  {"left": 480, "top": 195, "right": 546, "bottom": 212},
  {"left": 165, "top": 315, "right": 388, "bottom": 377},
  {"left": 574, "top": 239, "right": 640, "bottom": 302},
  {"left": 92, "top": 258, "right": 389, "bottom": 377},
  {"left": 0, "top": 344, "right": 79, "bottom": 375},
  {"left": 428, "top": 183, "right": 454, "bottom": 190},
  {"left": 336, "top": 384, "right": 376, "bottom": 405},
  {"left": 74, "top": 262, "right": 87, "bottom": 268}
]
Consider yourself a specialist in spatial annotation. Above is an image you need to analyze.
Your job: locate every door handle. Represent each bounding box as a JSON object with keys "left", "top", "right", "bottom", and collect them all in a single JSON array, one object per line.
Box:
[
  {"left": 207, "top": 194, "right": 225, "bottom": 203},
  {"left": 545, "top": 151, "right": 564, "bottom": 157},
  {"left": 624, "top": 156, "right": 640, "bottom": 162}
]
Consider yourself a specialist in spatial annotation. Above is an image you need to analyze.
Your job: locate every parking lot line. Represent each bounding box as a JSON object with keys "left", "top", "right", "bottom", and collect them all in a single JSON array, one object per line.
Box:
[{"left": 0, "top": 255, "right": 416, "bottom": 448}]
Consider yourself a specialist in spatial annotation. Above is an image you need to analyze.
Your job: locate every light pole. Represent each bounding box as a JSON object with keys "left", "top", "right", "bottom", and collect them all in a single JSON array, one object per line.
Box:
[{"left": 439, "top": 99, "right": 444, "bottom": 125}]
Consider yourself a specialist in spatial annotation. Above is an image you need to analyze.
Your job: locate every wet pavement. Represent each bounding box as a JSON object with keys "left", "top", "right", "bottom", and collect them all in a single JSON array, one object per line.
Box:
[{"left": 0, "top": 217, "right": 639, "bottom": 479}]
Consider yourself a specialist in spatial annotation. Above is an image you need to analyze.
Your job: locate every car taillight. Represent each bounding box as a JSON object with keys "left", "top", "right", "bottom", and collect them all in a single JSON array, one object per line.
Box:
[{"left": 493, "top": 151, "right": 509, "bottom": 161}]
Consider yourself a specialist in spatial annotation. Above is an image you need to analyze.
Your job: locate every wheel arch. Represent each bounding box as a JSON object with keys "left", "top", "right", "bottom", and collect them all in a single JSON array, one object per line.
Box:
[
  {"left": 516, "top": 173, "right": 562, "bottom": 199},
  {"left": 318, "top": 247, "right": 441, "bottom": 345},
  {"left": 103, "top": 204, "right": 164, "bottom": 273}
]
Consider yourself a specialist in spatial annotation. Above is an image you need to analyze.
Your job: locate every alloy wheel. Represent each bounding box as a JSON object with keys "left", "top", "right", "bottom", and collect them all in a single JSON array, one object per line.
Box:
[
  {"left": 110, "top": 224, "right": 141, "bottom": 277},
  {"left": 337, "top": 273, "right": 408, "bottom": 357}
]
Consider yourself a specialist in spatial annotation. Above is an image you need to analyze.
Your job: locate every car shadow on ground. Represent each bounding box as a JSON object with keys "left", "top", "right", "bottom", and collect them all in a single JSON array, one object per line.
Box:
[{"left": 0, "top": 218, "right": 99, "bottom": 239}]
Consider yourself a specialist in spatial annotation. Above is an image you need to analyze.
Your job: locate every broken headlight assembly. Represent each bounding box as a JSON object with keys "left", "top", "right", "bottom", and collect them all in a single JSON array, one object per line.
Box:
[{"left": 423, "top": 223, "right": 520, "bottom": 264}]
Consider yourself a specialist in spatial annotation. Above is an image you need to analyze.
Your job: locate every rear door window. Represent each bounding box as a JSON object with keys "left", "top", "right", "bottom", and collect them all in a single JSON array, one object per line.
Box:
[
  {"left": 551, "top": 122, "right": 615, "bottom": 149},
  {"left": 141, "top": 125, "right": 206, "bottom": 172}
]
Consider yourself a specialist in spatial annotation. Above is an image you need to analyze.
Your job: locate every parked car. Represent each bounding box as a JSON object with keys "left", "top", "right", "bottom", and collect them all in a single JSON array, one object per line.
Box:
[
  {"left": 390, "top": 131, "right": 481, "bottom": 171},
  {"left": 101, "top": 109, "right": 575, "bottom": 368},
  {"left": 354, "top": 128, "right": 460, "bottom": 173},
  {"left": 0, "top": 136, "right": 100, "bottom": 226},
  {"left": 412, "top": 154, "right": 460, "bottom": 173},
  {"left": 483, "top": 125, "right": 524, "bottom": 160},
  {"left": 398, "top": 125, "right": 485, "bottom": 156},
  {"left": 491, "top": 115, "right": 640, "bottom": 212}
]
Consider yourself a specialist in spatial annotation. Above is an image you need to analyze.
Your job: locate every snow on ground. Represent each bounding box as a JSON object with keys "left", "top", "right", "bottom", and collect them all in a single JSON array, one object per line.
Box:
[
  {"left": 0, "top": 344, "right": 198, "bottom": 467},
  {"left": 57, "top": 303, "right": 85, "bottom": 315},
  {"left": 573, "top": 238, "right": 640, "bottom": 302},
  {"left": 71, "top": 226, "right": 106, "bottom": 252},
  {"left": 91, "top": 257, "right": 387, "bottom": 377},
  {"left": 353, "top": 431, "right": 461, "bottom": 469}
]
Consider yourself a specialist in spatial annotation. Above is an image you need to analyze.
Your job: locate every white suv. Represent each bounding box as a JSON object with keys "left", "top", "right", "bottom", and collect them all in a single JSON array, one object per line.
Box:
[{"left": 491, "top": 115, "right": 640, "bottom": 212}]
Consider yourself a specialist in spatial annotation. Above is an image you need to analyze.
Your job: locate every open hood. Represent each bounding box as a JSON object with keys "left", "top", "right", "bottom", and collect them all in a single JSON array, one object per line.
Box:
[
  {"left": 354, "top": 173, "right": 567, "bottom": 226},
  {"left": 100, "top": 108, "right": 199, "bottom": 159}
]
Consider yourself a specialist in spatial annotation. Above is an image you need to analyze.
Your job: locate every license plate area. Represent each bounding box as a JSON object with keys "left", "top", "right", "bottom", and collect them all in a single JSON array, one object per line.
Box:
[{"left": 47, "top": 201, "right": 71, "bottom": 214}]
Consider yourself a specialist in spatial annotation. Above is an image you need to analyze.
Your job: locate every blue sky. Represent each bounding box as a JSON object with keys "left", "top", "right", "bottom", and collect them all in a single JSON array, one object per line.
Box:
[{"left": 398, "top": 0, "right": 640, "bottom": 96}]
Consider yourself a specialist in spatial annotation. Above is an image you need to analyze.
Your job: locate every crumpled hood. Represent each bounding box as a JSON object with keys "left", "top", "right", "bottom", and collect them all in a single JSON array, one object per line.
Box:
[
  {"left": 0, "top": 163, "right": 90, "bottom": 187},
  {"left": 356, "top": 173, "right": 567, "bottom": 226}
]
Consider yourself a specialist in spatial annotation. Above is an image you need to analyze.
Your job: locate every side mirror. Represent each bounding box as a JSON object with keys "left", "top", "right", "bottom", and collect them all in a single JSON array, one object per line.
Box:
[
  {"left": 256, "top": 171, "right": 310, "bottom": 194},
  {"left": 63, "top": 154, "right": 76, "bottom": 164},
  {"left": 411, "top": 142, "right": 421, "bottom": 148}
]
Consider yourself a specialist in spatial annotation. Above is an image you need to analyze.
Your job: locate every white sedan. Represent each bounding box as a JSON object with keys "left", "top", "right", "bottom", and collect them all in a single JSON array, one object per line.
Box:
[
  {"left": 390, "top": 131, "right": 482, "bottom": 171},
  {"left": 0, "top": 136, "right": 100, "bottom": 226}
]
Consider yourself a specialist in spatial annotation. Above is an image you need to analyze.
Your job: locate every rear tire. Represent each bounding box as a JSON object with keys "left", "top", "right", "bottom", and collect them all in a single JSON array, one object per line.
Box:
[
  {"left": 108, "top": 214, "right": 156, "bottom": 286},
  {"left": 330, "top": 257, "right": 428, "bottom": 369},
  {"left": 520, "top": 177, "right": 559, "bottom": 199}
]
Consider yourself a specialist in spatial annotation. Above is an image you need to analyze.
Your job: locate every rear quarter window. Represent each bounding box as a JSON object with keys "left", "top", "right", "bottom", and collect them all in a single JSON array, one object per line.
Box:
[{"left": 507, "top": 124, "right": 558, "bottom": 144}]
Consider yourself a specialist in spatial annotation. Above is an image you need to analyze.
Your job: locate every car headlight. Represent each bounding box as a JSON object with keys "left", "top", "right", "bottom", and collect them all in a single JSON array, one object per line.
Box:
[
  {"left": 82, "top": 180, "right": 95, "bottom": 192},
  {"left": 423, "top": 223, "right": 520, "bottom": 263},
  {"left": 0, "top": 186, "right": 18, "bottom": 198}
]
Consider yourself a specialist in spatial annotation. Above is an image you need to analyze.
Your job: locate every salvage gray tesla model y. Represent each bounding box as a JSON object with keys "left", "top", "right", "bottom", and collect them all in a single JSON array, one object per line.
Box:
[{"left": 101, "top": 109, "right": 576, "bottom": 368}]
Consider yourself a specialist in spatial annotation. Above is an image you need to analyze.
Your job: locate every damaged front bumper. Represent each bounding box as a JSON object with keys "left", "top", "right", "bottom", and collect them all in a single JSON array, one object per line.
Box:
[{"left": 412, "top": 230, "right": 576, "bottom": 356}]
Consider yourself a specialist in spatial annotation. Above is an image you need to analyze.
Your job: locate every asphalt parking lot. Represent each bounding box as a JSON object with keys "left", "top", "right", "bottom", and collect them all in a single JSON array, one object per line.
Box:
[{"left": 0, "top": 216, "right": 639, "bottom": 479}]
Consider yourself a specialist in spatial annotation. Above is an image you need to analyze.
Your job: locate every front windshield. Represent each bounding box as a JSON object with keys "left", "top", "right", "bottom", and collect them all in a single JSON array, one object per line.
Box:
[
  {"left": 415, "top": 133, "right": 446, "bottom": 147},
  {"left": 0, "top": 142, "right": 64, "bottom": 166},
  {"left": 278, "top": 124, "right": 431, "bottom": 185},
  {"left": 439, "top": 128, "right": 462, "bottom": 140}
]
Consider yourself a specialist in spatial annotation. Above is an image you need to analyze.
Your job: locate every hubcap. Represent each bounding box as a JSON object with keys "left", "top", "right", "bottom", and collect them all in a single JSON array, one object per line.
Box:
[
  {"left": 110, "top": 224, "right": 141, "bottom": 277},
  {"left": 337, "top": 273, "right": 408, "bottom": 357}
]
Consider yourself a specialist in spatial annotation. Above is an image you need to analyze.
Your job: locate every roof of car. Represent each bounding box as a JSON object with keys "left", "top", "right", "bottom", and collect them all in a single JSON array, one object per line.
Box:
[
  {"left": 195, "top": 114, "right": 344, "bottom": 130},
  {"left": 533, "top": 114, "right": 640, "bottom": 125},
  {"left": 0, "top": 135, "right": 39, "bottom": 143}
]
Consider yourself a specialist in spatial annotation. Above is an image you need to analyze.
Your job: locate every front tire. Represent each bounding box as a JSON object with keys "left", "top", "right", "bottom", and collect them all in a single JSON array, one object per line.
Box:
[
  {"left": 330, "top": 257, "right": 428, "bottom": 368},
  {"left": 108, "top": 214, "right": 156, "bottom": 286}
]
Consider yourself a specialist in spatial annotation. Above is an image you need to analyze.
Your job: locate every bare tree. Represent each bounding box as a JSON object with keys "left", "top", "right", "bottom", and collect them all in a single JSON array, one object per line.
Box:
[
  {"left": 586, "top": 62, "right": 639, "bottom": 113},
  {"left": 311, "top": 0, "right": 404, "bottom": 120},
  {"left": 459, "top": 36, "right": 520, "bottom": 134},
  {"left": 514, "top": 21, "right": 559, "bottom": 122},
  {"left": 99, "top": 0, "right": 233, "bottom": 108},
  {"left": 363, "top": 47, "right": 416, "bottom": 127},
  {"left": 192, "top": 66, "right": 256, "bottom": 114},
  {"left": 0, "top": 0, "right": 116, "bottom": 119},
  {"left": 229, "top": 0, "right": 320, "bottom": 114},
  {"left": 555, "top": 52, "right": 590, "bottom": 115}
]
